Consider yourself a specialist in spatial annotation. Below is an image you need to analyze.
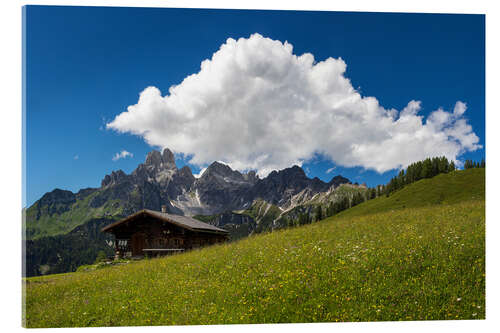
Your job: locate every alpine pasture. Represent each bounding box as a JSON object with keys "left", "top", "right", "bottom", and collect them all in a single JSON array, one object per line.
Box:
[{"left": 23, "top": 169, "right": 485, "bottom": 327}]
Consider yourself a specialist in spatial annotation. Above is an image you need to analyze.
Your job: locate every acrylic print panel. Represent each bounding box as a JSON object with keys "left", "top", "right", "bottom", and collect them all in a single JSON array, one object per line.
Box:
[{"left": 22, "top": 4, "right": 485, "bottom": 328}]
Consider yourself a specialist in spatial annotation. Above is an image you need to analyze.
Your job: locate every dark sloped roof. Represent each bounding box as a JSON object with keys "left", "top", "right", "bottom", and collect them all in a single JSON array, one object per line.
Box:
[{"left": 101, "top": 209, "right": 228, "bottom": 234}]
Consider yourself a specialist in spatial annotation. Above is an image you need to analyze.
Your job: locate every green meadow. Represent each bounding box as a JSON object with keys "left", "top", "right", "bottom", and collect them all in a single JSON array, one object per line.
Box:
[{"left": 23, "top": 169, "right": 485, "bottom": 327}]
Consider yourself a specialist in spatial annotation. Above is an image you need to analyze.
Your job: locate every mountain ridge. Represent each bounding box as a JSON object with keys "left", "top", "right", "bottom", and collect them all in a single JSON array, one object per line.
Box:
[{"left": 26, "top": 148, "right": 351, "bottom": 239}]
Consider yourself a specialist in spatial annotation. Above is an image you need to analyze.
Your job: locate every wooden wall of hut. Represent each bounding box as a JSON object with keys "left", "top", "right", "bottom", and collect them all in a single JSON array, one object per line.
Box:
[{"left": 111, "top": 215, "right": 227, "bottom": 258}]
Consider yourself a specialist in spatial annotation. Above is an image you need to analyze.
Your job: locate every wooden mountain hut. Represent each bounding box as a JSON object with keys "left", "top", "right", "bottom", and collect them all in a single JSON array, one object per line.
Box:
[{"left": 101, "top": 206, "right": 229, "bottom": 258}]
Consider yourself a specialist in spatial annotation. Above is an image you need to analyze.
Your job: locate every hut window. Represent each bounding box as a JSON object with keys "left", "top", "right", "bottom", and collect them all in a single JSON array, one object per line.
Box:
[{"left": 117, "top": 239, "right": 128, "bottom": 251}]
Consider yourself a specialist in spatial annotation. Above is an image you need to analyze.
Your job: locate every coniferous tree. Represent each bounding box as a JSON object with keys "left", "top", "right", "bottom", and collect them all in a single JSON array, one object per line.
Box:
[
  {"left": 326, "top": 202, "right": 333, "bottom": 217},
  {"left": 315, "top": 205, "right": 323, "bottom": 222},
  {"left": 331, "top": 202, "right": 338, "bottom": 215},
  {"left": 298, "top": 213, "right": 307, "bottom": 226},
  {"left": 438, "top": 156, "right": 449, "bottom": 174},
  {"left": 421, "top": 158, "right": 433, "bottom": 178},
  {"left": 415, "top": 161, "right": 423, "bottom": 181},
  {"left": 341, "top": 196, "right": 349, "bottom": 211},
  {"left": 431, "top": 157, "right": 439, "bottom": 177},
  {"left": 351, "top": 191, "right": 364, "bottom": 207},
  {"left": 397, "top": 169, "right": 405, "bottom": 189}
]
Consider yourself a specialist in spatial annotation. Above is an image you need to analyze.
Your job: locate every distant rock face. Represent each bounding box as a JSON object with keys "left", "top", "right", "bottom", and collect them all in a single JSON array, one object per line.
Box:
[
  {"left": 249, "top": 165, "right": 339, "bottom": 208},
  {"left": 200, "top": 161, "right": 244, "bottom": 181},
  {"left": 144, "top": 150, "right": 163, "bottom": 168},
  {"left": 162, "top": 148, "right": 177, "bottom": 170},
  {"left": 144, "top": 149, "right": 177, "bottom": 170},
  {"left": 167, "top": 166, "right": 195, "bottom": 198},
  {"left": 211, "top": 210, "right": 256, "bottom": 228},
  {"left": 192, "top": 161, "right": 256, "bottom": 213}
]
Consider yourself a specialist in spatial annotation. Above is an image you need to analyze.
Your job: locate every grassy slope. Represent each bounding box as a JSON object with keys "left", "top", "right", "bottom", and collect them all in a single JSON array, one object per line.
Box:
[
  {"left": 337, "top": 168, "right": 484, "bottom": 218},
  {"left": 24, "top": 169, "right": 485, "bottom": 327},
  {"left": 25, "top": 191, "right": 125, "bottom": 239}
]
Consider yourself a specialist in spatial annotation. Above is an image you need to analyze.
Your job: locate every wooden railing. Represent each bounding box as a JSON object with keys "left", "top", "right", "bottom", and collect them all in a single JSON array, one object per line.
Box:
[{"left": 142, "top": 248, "right": 185, "bottom": 257}]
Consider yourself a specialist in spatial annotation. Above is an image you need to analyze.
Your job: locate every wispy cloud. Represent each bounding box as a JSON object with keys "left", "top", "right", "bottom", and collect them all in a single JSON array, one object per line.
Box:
[
  {"left": 107, "top": 33, "right": 481, "bottom": 175},
  {"left": 326, "top": 167, "right": 336, "bottom": 174},
  {"left": 99, "top": 116, "right": 108, "bottom": 131},
  {"left": 112, "top": 150, "right": 133, "bottom": 161},
  {"left": 73, "top": 155, "right": 79, "bottom": 160}
]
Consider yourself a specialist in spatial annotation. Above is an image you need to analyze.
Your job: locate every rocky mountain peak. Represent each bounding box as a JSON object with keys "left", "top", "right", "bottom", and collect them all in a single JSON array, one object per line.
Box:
[
  {"left": 35, "top": 188, "right": 77, "bottom": 219},
  {"left": 175, "top": 165, "right": 196, "bottom": 186},
  {"left": 204, "top": 161, "right": 242, "bottom": 179},
  {"left": 38, "top": 188, "right": 76, "bottom": 205},
  {"left": 178, "top": 165, "right": 194, "bottom": 177},
  {"left": 101, "top": 170, "right": 128, "bottom": 187},
  {"left": 145, "top": 150, "right": 162, "bottom": 167},
  {"left": 328, "top": 175, "right": 350, "bottom": 188},
  {"left": 144, "top": 148, "right": 177, "bottom": 171},
  {"left": 162, "top": 148, "right": 177, "bottom": 169},
  {"left": 268, "top": 165, "right": 307, "bottom": 182},
  {"left": 243, "top": 170, "right": 259, "bottom": 184}
]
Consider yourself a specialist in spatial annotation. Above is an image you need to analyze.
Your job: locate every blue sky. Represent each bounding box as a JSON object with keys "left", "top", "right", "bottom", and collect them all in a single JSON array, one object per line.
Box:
[{"left": 24, "top": 6, "right": 485, "bottom": 207}]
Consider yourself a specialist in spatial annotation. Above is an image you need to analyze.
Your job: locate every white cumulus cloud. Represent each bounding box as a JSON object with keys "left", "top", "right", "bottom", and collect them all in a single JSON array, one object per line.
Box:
[
  {"left": 107, "top": 33, "right": 481, "bottom": 175},
  {"left": 112, "top": 150, "right": 133, "bottom": 161}
]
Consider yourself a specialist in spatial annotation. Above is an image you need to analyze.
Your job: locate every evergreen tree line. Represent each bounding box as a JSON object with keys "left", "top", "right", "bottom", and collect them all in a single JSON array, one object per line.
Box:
[
  {"left": 384, "top": 156, "right": 455, "bottom": 196},
  {"left": 287, "top": 156, "right": 485, "bottom": 227},
  {"left": 464, "top": 159, "right": 485, "bottom": 169},
  {"left": 24, "top": 217, "right": 117, "bottom": 277}
]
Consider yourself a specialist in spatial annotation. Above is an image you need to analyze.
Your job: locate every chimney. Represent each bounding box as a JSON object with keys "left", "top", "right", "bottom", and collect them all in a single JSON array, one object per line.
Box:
[{"left": 161, "top": 205, "right": 167, "bottom": 213}]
